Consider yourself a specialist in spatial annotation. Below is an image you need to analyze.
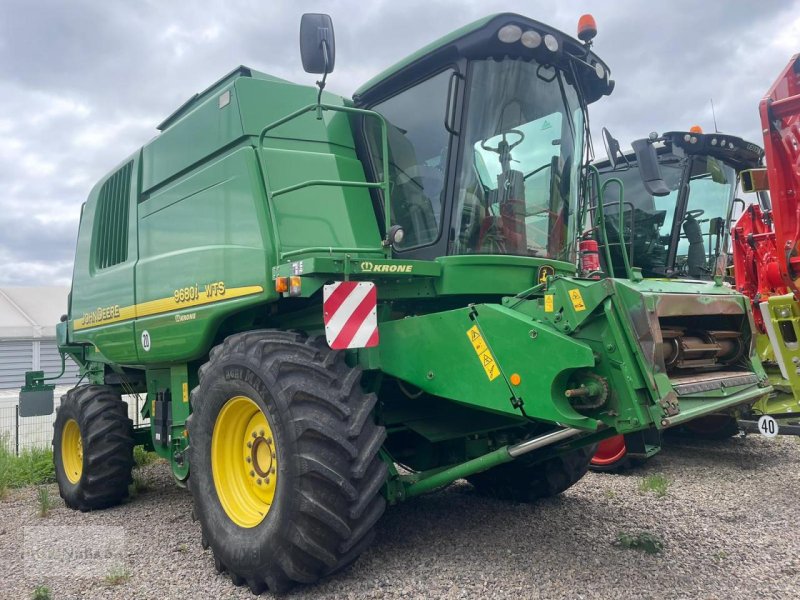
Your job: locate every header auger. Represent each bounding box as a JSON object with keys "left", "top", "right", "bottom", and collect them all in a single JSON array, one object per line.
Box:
[{"left": 22, "top": 13, "right": 770, "bottom": 593}]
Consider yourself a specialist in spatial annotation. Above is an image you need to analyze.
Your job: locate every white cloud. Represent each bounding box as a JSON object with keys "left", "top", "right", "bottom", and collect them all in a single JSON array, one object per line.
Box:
[{"left": 27, "top": 94, "right": 91, "bottom": 126}]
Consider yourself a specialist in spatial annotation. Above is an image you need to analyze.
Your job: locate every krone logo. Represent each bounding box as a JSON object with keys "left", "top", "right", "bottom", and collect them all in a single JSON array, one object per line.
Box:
[{"left": 360, "top": 261, "right": 374, "bottom": 272}]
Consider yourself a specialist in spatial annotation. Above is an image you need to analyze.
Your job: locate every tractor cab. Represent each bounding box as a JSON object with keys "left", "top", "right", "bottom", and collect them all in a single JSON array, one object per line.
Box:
[
  {"left": 353, "top": 14, "right": 613, "bottom": 266},
  {"left": 593, "top": 129, "right": 763, "bottom": 279}
]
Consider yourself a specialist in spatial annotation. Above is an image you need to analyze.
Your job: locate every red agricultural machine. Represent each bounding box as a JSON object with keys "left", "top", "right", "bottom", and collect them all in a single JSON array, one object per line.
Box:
[{"left": 732, "top": 53, "right": 800, "bottom": 426}]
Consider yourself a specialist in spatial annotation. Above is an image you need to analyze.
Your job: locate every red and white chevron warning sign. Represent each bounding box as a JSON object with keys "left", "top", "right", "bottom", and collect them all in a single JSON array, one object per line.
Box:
[{"left": 323, "top": 281, "right": 379, "bottom": 350}]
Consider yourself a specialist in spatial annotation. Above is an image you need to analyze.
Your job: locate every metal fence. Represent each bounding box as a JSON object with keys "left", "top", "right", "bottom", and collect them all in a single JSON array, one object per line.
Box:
[{"left": 0, "top": 389, "right": 147, "bottom": 456}]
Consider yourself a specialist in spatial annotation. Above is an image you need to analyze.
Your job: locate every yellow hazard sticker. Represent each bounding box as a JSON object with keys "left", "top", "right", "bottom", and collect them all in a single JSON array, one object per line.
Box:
[
  {"left": 182, "top": 382, "right": 189, "bottom": 403},
  {"left": 568, "top": 289, "right": 586, "bottom": 311},
  {"left": 466, "top": 325, "right": 501, "bottom": 381},
  {"left": 544, "top": 294, "right": 554, "bottom": 313}
]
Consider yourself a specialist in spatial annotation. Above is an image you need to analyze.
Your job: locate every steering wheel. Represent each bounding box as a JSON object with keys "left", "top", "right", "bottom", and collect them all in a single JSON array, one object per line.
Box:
[
  {"left": 685, "top": 209, "right": 705, "bottom": 220},
  {"left": 481, "top": 129, "right": 525, "bottom": 154}
]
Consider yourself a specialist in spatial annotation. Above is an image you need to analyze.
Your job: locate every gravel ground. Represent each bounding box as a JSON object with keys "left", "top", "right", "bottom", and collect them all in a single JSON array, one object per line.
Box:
[{"left": 1, "top": 434, "right": 798, "bottom": 599}]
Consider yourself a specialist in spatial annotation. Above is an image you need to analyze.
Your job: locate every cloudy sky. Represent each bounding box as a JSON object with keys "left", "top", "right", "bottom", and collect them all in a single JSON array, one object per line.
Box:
[{"left": 1, "top": 0, "right": 798, "bottom": 286}]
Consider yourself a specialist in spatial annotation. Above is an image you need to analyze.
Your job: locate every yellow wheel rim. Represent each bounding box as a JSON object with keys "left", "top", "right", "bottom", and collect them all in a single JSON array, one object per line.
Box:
[
  {"left": 61, "top": 419, "right": 83, "bottom": 484},
  {"left": 211, "top": 395, "right": 278, "bottom": 528}
]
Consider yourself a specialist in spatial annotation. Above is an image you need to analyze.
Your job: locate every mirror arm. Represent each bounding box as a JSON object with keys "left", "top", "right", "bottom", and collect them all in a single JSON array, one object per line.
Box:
[
  {"left": 315, "top": 41, "right": 330, "bottom": 118},
  {"left": 43, "top": 353, "right": 67, "bottom": 382}
]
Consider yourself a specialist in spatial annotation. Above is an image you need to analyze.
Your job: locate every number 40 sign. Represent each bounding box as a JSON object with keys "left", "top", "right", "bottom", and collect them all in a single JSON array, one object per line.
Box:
[{"left": 757, "top": 415, "right": 779, "bottom": 438}]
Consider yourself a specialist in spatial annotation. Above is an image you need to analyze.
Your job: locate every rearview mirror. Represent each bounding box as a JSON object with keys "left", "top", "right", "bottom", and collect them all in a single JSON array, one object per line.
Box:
[
  {"left": 300, "top": 13, "right": 336, "bottom": 74},
  {"left": 602, "top": 127, "right": 622, "bottom": 170},
  {"left": 18, "top": 370, "right": 55, "bottom": 417},
  {"left": 632, "top": 138, "right": 670, "bottom": 196},
  {"left": 19, "top": 387, "right": 54, "bottom": 417},
  {"left": 741, "top": 168, "right": 770, "bottom": 193}
]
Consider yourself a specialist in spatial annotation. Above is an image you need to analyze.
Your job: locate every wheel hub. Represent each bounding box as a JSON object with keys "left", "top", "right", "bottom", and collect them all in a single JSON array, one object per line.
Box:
[
  {"left": 61, "top": 419, "right": 84, "bottom": 484},
  {"left": 212, "top": 395, "right": 278, "bottom": 528},
  {"left": 249, "top": 434, "right": 275, "bottom": 479}
]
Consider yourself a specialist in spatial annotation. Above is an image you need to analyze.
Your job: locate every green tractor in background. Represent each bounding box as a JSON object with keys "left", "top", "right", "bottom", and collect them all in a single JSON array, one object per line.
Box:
[{"left": 21, "top": 13, "right": 772, "bottom": 594}]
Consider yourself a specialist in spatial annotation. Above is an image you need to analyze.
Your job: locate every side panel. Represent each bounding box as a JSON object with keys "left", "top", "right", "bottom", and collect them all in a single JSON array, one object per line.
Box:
[
  {"left": 237, "top": 77, "right": 382, "bottom": 256},
  {"left": 260, "top": 147, "right": 381, "bottom": 254},
  {"left": 70, "top": 155, "right": 140, "bottom": 364},
  {"left": 141, "top": 80, "right": 243, "bottom": 194},
  {"left": 134, "top": 147, "right": 274, "bottom": 363}
]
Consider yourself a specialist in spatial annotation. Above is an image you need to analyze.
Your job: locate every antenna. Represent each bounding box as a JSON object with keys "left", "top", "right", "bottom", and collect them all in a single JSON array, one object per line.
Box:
[{"left": 710, "top": 98, "right": 719, "bottom": 133}]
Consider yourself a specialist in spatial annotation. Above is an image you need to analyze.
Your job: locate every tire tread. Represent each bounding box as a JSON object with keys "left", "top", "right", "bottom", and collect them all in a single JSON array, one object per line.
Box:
[{"left": 187, "top": 329, "right": 386, "bottom": 594}]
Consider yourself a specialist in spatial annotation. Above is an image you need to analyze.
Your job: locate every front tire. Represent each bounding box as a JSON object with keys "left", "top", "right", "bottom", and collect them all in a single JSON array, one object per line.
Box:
[
  {"left": 468, "top": 443, "right": 596, "bottom": 502},
  {"left": 187, "top": 331, "right": 387, "bottom": 594},
  {"left": 53, "top": 385, "right": 134, "bottom": 511}
]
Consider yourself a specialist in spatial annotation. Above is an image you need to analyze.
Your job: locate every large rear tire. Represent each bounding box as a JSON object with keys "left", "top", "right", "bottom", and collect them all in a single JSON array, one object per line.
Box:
[
  {"left": 53, "top": 385, "right": 134, "bottom": 511},
  {"left": 187, "top": 331, "right": 387, "bottom": 594},
  {"left": 468, "top": 443, "right": 596, "bottom": 502}
]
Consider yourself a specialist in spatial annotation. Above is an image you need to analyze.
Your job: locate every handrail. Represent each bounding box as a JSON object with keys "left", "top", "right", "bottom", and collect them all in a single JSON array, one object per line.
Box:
[
  {"left": 584, "top": 165, "right": 615, "bottom": 276},
  {"left": 280, "top": 246, "right": 385, "bottom": 260},
  {"left": 601, "top": 177, "right": 633, "bottom": 279},
  {"left": 582, "top": 166, "right": 635, "bottom": 280},
  {"left": 600, "top": 198, "right": 637, "bottom": 277},
  {"left": 271, "top": 179, "right": 383, "bottom": 197},
  {"left": 258, "top": 102, "right": 392, "bottom": 259}
]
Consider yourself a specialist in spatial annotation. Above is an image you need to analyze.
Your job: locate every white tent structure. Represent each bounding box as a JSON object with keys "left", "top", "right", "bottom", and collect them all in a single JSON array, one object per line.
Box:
[{"left": 0, "top": 287, "right": 80, "bottom": 390}]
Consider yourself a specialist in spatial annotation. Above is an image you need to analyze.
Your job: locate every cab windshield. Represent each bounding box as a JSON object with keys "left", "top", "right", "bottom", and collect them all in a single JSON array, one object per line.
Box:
[
  {"left": 452, "top": 58, "right": 585, "bottom": 261},
  {"left": 599, "top": 153, "right": 736, "bottom": 279}
]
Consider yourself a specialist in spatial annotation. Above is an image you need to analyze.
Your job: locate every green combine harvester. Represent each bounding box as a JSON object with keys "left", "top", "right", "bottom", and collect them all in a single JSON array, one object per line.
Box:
[
  {"left": 21, "top": 13, "right": 772, "bottom": 593},
  {"left": 590, "top": 126, "right": 800, "bottom": 471},
  {"left": 588, "top": 128, "right": 771, "bottom": 470}
]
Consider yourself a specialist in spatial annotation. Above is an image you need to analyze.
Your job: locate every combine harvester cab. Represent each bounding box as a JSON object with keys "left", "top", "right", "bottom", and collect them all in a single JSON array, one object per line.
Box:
[
  {"left": 20, "top": 13, "right": 771, "bottom": 593},
  {"left": 732, "top": 53, "right": 800, "bottom": 435},
  {"left": 588, "top": 128, "right": 769, "bottom": 470}
]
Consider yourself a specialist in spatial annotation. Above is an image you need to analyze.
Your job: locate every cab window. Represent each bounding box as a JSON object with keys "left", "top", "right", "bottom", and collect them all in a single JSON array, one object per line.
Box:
[{"left": 364, "top": 70, "right": 454, "bottom": 250}]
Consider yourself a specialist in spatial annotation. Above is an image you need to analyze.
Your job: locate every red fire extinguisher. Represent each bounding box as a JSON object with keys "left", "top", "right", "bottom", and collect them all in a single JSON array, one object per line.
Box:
[{"left": 580, "top": 238, "right": 601, "bottom": 278}]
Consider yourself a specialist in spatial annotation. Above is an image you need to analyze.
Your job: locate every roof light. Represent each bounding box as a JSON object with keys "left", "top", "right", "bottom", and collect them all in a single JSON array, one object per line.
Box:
[
  {"left": 594, "top": 62, "right": 605, "bottom": 79},
  {"left": 690, "top": 125, "right": 703, "bottom": 134},
  {"left": 543, "top": 34, "right": 559, "bottom": 52},
  {"left": 577, "top": 14, "right": 598, "bottom": 42},
  {"left": 498, "top": 24, "right": 522, "bottom": 43},
  {"left": 521, "top": 30, "right": 542, "bottom": 48}
]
